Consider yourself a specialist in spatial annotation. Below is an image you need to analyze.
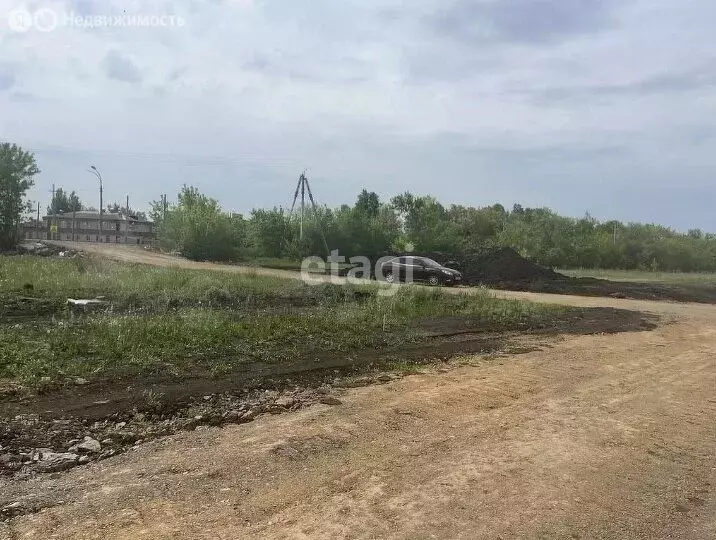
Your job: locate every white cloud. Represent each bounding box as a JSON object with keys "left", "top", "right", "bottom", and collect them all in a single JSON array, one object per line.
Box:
[{"left": 0, "top": 0, "right": 715, "bottom": 229}]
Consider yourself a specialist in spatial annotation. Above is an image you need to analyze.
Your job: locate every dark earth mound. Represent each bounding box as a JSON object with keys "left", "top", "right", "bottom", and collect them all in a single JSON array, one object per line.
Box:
[
  {"left": 419, "top": 248, "right": 716, "bottom": 304},
  {"left": 419, "top": 247, "right": 561, "bottom": 286}
]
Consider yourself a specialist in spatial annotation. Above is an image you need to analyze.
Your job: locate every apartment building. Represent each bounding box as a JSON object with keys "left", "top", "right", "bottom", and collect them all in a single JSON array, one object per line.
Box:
[{"left": 23, "top": 211, "right": 155, "bottom": 245}]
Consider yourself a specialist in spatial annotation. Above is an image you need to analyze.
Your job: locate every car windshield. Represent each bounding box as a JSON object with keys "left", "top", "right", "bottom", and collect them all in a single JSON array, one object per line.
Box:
[{"left": 420, "top": 258, "right": 443, "bottom": 269}]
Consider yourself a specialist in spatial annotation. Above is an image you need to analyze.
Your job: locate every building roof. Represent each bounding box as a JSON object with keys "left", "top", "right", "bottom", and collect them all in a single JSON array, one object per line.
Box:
[{"left": 43, "top": 212, "right": 151, "bottom": 223}]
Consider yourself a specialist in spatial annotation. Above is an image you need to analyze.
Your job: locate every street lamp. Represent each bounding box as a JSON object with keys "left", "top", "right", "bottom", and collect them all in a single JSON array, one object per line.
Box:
[{"left": 88, "top": 165, "right": 103, "bottom": 242}]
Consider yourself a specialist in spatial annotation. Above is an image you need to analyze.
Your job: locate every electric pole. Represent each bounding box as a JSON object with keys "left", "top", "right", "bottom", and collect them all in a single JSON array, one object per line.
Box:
[
  {"left": 300, "top": 177, "right": 305, "bottom": 239},
  {"left": 125, "top": 195, "right": 130, "bottom": 244},
  {"left": 288, "top": 172, "right": 330, "bottom": 256},
  {"left": 50, "top": 184, "right": 55, "bottom": 240},
  {"left": 89, "top": 166, "right": 103, "bottom": 242}
]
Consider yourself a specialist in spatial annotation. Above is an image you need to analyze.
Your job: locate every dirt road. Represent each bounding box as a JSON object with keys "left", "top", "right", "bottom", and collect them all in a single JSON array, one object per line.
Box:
[
  {"left": 46, "top": 242, "right": 304, "bottom": 280},
  {"left": 3, "top": 244, "right": 715, "bottom": 539}
]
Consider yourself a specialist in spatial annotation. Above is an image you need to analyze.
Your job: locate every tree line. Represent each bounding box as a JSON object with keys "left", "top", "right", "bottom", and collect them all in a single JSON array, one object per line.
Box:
[
  {"left": 153, "top": 186, "right": 716, "bottom": 273},
  {"left": 2, "top": 141, "right": 715, "bottom": 271},
  {"left": 47, "top": 188, "right": 146, "bottom": 219}
]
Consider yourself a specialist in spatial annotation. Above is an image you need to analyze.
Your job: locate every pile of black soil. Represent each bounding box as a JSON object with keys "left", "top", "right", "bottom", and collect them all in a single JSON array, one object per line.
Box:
[
  {"left": 418, "top": 247, "right": 562, "bottom": 286},
  {"left": 526, "top": 277, "right": 716, "bottom": 304},
  {"left": 416, "top": 248, "right": 716, "bottom": 304}
]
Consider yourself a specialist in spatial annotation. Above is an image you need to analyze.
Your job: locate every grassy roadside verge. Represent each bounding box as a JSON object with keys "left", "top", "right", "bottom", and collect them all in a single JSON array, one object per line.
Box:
[
  {"left": 559, "top": 268, "right": 716, "bottom": 285},
  {"left": 1, "top": 256, "right": 561, "bottom": 385}
]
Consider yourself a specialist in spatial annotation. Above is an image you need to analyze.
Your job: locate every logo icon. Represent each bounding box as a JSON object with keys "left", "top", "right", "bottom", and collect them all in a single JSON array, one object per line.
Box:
[
  {"left": 7, "top": 8, "right": 33, "bottom": 32},
  {"left": 34, "top": 7, "right": 58, "bottom": 32}
]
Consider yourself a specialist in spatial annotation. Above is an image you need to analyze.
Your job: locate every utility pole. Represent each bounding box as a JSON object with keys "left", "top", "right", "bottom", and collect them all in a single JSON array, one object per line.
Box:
[
  {"left": 36, "top": 202, "right": 40, "bottom": 239},
  {"left": 300, "top": 175, "right": 305, "bottom": 239},
  {"left": 290, "top": 173, "right": 307, "bottom": 239},
  {"left": 613, "top": 222, "right": 617, "bottom": 245},
  {"left": 288, "top": 172, "right": 330, "bottom": 256},
  {"left": 50, "top": 183, "right": 55, "bottom": 240},
  {"left": 162, "top": 194, "right": 167, "bottom": 221},
  {"left": 89, "top": 166, "right": 103, "bottom": 242},
  {"left": 125, "top": 195, "right": 130, "bottom": 244},
  {"left": 72, "top": 209, "right": 76, "bottom": 241}
]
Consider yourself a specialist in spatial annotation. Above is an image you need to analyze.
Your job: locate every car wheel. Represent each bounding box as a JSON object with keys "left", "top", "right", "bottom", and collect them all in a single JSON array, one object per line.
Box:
[
  {"left": 385, "top": 271, "right": 396, "bottom": 284},
  {"left": 428, "top": 274, "right": 440, "bottom": 286}
]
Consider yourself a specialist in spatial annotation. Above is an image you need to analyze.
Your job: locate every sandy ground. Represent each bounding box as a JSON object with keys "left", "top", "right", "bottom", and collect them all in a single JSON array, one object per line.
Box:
[{"left": 2, "top": 244, "right": 715, "bottom": 539}]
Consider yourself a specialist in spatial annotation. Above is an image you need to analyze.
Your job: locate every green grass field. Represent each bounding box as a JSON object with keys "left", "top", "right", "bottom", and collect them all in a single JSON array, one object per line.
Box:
[
  {"left": 559, "top": 268, "right": 716, "bottom": 286},
  {"left": 1, "top": 255, "right": 561, "bottom": 384}
]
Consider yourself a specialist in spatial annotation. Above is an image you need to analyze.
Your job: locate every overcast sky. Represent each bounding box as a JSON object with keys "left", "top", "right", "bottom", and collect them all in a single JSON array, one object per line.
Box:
[{"left": 2, "top": 0, "right": 715, "bottom": 230}]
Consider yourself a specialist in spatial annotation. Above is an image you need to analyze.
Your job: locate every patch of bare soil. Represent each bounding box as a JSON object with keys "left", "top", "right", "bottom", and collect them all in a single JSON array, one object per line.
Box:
[
  {"left": 498, "top": 275, "right": 716, "bottom": 304},
  {"left": 0, "top": 307, "right": 655, "bottom": 488},
  {"left": 0, "top": 295, "right": 713, "bottom": 540}
]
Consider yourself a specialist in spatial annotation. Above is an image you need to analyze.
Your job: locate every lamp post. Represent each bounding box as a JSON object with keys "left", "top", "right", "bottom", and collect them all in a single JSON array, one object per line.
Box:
[{"left": 88, "top": 165, "right": 103, "bottom": 242}]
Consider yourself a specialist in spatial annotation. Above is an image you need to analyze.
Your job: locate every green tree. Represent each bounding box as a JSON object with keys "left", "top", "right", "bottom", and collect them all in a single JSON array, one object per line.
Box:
[
  {"left": 0, "top": 143, "right": 40, "bottom": 249},
  {"left": 390, "top": 193, "right": 453, "bottom": 252},
  {"left": 332, "top": 192, "right": 400, "bottom": 260},
  {"left": 153, "top": 186, "right": 716, "bottom": 273},
  {"left": 107, "top": 201, "right": 147, "bottom": 220},
  {"left": 48, "top": 188, "right": 83, "bottom": 214},
  {"left": 354, "top": 189, "right": 380, "bottom": 218},
  {"left": 155, "top": 186, "right": 245, "bottom": 261},
  {"left": 248, "top": 207, "right": 290, "bottom": 258}
]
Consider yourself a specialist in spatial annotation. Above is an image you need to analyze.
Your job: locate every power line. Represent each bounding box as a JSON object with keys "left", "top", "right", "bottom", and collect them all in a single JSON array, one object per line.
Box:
[{"left": 24, "top": 142, "right": 309, "bottom": 168}]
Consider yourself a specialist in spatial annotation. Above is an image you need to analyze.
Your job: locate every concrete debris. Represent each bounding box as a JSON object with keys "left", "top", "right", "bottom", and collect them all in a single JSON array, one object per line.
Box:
[
  {"left": 69, "top": 437, "right": 101, "bottom": 454},
  {"left": 275, "top": 397, "right": 296, "bottom": 408},
  {"left": 2, "top": 373, "right": 398, "bottom": 479},
  {"left": 34, "top": 452, "right": 79, "bottom": 473},
  {"left": 67, "top": 299, "right": 106, "bottom": 307}
]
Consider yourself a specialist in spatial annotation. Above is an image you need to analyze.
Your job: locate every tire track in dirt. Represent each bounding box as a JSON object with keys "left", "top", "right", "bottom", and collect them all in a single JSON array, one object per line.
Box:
[{"left": 1, "top": 242, "right": 713, "bottom": 539}]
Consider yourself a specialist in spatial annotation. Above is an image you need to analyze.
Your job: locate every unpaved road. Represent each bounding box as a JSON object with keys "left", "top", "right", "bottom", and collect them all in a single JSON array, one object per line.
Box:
[{"left": 2, "top": 244, "right": 715, "bottom": 539}]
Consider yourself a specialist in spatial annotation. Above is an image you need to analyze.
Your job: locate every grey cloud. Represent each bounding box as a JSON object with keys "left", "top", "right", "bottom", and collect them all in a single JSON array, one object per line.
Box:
[
  {"left": 432, "top": 0, "right": 617, "bottom": 45},
  {"left": 102, "top": 51, "right": 142, "bottom": 84},
  {"left": 606, "top": 69, "right": 716, "bottom": 95},
  {"left": 9, "top": 91, "right": 36, "bottom": 102},
  {"left": 244, "top": 55, "right": 318, "bottom": 82},
  {"left": 243, "top": 54, "right": 368, "bottom": 84},
  {"left": 406, "top": 0, "right": 620, "bottom": 82},
  {"left": 0, "top": 65, "right": 16, "bottom": 91},
  {"left": 65, "top": 0, "right": 96, "bottom": 15},
  {"left": 525, "top": 66, "right": 716, "bottom": 104},
  {"left": 168, "top": 66, "right": 188, "bottom": 82}
]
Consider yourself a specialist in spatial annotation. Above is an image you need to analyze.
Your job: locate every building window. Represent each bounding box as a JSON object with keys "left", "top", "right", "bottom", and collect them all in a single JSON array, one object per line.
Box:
[{"left": 85, "top": 235, "right": 89, "bottom": 241}]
